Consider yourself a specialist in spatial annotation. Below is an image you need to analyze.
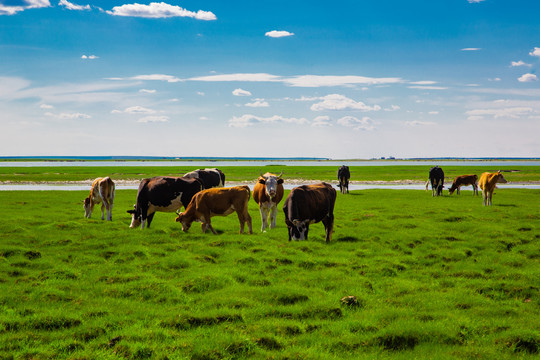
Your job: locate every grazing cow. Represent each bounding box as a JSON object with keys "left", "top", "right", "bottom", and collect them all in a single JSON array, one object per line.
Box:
[
  {"left": 448, "top": 174, "right": 478, "bottom": 195},
  {"left": 83, "top": 177, "right": 115, "bottom": 221},
  {"left": 127, "top": 176, "right": 203, "bottom": 229},
  {"left": 175, "top": 186, "right": 252, "bottom": 234},
  {"left": 337, "top": 165, "right": 350, "bottom": 194},
  {"left": 283, "top": 182, "right": 336, "bottom": 243},
  {"left": 425, "top": 166, "right": 445, "bottom": 196},
  {"left": 478, "top": 171, "right": 507, "bottom": 206},
  {"left": 253, "top": 171, "right": 284, "bottom": 231},
  {"left": 183, "top": 168, "right": 225, "bottom": 189}
]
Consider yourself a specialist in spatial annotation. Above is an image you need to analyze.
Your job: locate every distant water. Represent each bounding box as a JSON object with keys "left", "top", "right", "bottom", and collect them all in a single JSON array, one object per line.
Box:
[{"left": 1, "top": 160, "right": 540, "bottom": 167}]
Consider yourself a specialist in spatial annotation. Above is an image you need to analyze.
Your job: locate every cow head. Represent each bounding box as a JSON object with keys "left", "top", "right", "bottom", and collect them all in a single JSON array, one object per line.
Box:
[
  {"left": 258, "top": 171, "right": 283, "bottom": 198},
  {"left": 175, "top": 213, "right": 191, "bottom": 232},
  {"left": 83, "top": 197, "right": 93, "bottom": 218},
  {"left": 495, "top": 171, "right": 508, "bottom": 184},
  {"left": 127, "top": 207, "right": 141, "bottom": 228},
  {"left": 448, "top": 183, "right": 458, "bottom": 195},
  {"left": 287, "top": 219, "right": 310, "bottom": 241}
]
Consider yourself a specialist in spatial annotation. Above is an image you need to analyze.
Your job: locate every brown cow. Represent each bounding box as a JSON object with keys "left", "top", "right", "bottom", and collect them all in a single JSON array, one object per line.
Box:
[
  {"left": 478, "top": 171, "right": 507, "bottom": 206},
  {"left": 83, "top": 177, "right": 115, "bottom": 221},
  {"left": 448, "top": 174, "right": 478, "bottom": 195},
  {"left": 175, "top": 186, "right": 253, "bottom": 234},
  {"left": 253, "top": 171, "right": 284, "bottom": 231}
]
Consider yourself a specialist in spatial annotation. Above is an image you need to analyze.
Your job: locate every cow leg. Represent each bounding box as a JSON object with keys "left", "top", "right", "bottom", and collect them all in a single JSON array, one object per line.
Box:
[
  {"left": 100, "top": 203, "right": 106, "bottom": 220},
  {"left": 323, "top": 216, "right": 334, "bottom": 243},
  {"left": 457, "top": 186, "right": 460, "bottom": 195},
  {"left": 269, "top": 204, "right": 278, "bottom": 229},
  {"left": 238, "top": 210, "right": 253, "bottom": 234},
  {"left": 146, "top": 212, "right": 155, "bottom": 228},
  {"left": 259, "top": 206, "right": 269, "bottom": 232}
]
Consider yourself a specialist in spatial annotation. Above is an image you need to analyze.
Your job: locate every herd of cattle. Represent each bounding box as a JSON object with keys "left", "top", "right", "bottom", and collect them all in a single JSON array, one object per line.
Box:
[{"left": 82, "top": 165, "right": 509, "bottom": 241}]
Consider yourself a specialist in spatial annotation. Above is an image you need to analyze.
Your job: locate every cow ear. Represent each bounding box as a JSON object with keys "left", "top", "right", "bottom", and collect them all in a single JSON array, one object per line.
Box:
[
  {"left": 127, "top": 209, "right": 135, "bottom": 214},
  {"left": 258, "top": 178, "right": 266, "bottom": 184},
  {"left": 277, "top": 178, "right": 284, "bottom": 185}
]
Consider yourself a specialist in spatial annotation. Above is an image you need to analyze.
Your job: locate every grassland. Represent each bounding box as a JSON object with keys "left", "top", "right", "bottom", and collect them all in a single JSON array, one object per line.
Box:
[
  {"left": 1, "top": 164, "right": 540, "bottom": 183},
  {"left": 0, "top": 186, "right": 538, "bottom": 359}
]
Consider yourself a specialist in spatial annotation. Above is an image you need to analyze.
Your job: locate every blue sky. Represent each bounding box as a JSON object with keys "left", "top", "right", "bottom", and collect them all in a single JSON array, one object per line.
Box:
[{"left": 1, "top": 0, "right": 539, "bottom": 158}]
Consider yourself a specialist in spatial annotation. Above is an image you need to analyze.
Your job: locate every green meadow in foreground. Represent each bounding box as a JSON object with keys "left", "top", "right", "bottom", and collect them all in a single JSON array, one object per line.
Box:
[{"left": 0, "top": 189, "right": 539, "bottom": 359}]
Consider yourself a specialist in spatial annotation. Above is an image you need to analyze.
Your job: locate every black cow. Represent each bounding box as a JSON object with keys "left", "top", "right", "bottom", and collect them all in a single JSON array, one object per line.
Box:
[
  {"left": 283, "top": 182, "right": 337, "bottom": 243},
  {"left": 425, "top": 166, "right": 444, "bottom": 196},
  {"left": 127, "top": 176, "right": 203, "bottom": 229},
  {"left": 337, "top": 165, "right": 350, "bottom": 194},
  {"left": 183, "top": 168, "right": 225, "bottom": 189}
]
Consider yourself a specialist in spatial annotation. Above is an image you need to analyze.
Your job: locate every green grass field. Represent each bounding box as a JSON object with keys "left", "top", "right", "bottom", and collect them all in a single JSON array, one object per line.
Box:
[
  {"left": 1, "top": 164, "right": 540, "bottom": 183},
  {"left": 1, "top": 187, "right": 538, "bottom": 359}
]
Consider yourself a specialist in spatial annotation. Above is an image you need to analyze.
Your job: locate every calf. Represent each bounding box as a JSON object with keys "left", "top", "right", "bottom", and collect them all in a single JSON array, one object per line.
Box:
[
  {"left": 448, "top": 174, "right": 478, "bottom": 195},
  {"left": 83, "top": 177, "right": 115, "bottom": 221},
  {"left": 253, "top": 171, "right": 284, "bottom": 231},
  {"left": 183, "top": 168, "right": 225, "bottom": 189},
  {"left": 283, "top": 182, "right": 336, "bottom": 243},
  {"left": 175, "top": 186, "right": 252, "bottom": 234},
  {"left": 425, "top": 166, "right": 444, "bottom": 196},
  {"left": 337, "top": 165, "right": 350, "bottom": 194},
  {"left": 127, "top": 176, "right": 203, "bottom": 229},
  {"left": 479, "top": 171, "right": 507, "bottom": 206}
]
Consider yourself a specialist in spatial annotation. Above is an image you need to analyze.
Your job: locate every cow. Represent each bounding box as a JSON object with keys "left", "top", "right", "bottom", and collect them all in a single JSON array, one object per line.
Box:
[
  {"left": 478, "top": 171, "right": 507, "bottom": 206},
  {"left": 183, "top": 168, "right": 225, "bottom": 189},
  {"left": 253, "top": 171, "right": 284, "bottom": 232},
  {"left": 127, "top": 176, "right": 203, "bottom": 229},
  {"left": 337, "top": 165, "right": 350, "bottom": 194},
  {"left": 283, "top": 182, "right": 337, "bottom": 243},
  {"left": 83, "top": 177, "right": 115, "bottom": 221},
  {"left": 425, "top": 166, "right": 444, "bottom": 196},
  {"left": 448, "top": 174, "right": 478, "bottom": 195},
  {"left": 175, "top": 186, "right": 252, "bottom": 234}
]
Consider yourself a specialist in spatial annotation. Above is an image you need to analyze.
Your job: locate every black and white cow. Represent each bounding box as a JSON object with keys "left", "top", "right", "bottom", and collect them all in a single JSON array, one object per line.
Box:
[
  {"left": 183, "top": 168, "right": 225, "bottom": 189},
  {"left": 283, "top": 182, "right": 337, "bottom": 243},
  {"left": 127, "top": 176, "right": 203, "bottom": 229},
  {"left": 337, "top": 165, "right": 350, "bottom": 194},
  {"left": 425, "top": 166, "right": 445, "bottom": 196}
]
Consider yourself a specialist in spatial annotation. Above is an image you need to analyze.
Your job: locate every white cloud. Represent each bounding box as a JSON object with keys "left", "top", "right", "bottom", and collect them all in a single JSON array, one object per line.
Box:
[
  {"left": 108, "top": 74, "right": 182, "bottom": 83},
  {"left": 409, "top": 81, "right": 438, "bottom": 85},
  {"left": 408, "top": 85, "right": 448, "bottom": 90},
  {"left": 81, "top": 55, "right": 99, "bottom": 60},
  {"left": 284, "top": 75, "right": 403, "bottom": 87},
  {"left": 232, "top": 88, "right": 252, "bottom": 96},
  {"left": 139, "top": 89, "right": 156, "bottom": 94},
  {"left": 461, "top": 48, "right": 481, "bottom": 51},
  {"left": 229, "top": 114, "right": 308, "bottom": 128},
  {"left": 405, "top": 120, "right": 436, "bottom": 126},
  {"left": 467, "top": 0, "right": 485, "bottom": 3},
  {"left": 0, "top": 0, "right": 50, "bottom": 15},
  {"left": 511, "top": 60, "right": 531, "bottom": 67},
  {"left": 45, "top": 112, "right": 91, "bottom": 120},
  {"left": 428, "top": 111, "right": 439, "bottom": 115},
  {"left": 196, "top": 91, "right": 205, "bottom": 96},
  {"left": 529, "top": 47, "right": 540, "bottom": 58},
  {"left": 310, "top": 94, "right": 381, "bottom": 112},
  {"left": 518, "top": 73, "right": 538, "bottom": 82},
  {"left": 384, "top": 105, "right": 400, "bottom": 112},
  {"left": 265, "top": 30, "right": 294, "bottom": 38},
  {"left": 40, "top": 104, "right": 54, "bottom": 109},
  {"left": 137, "top": 116, "right": 169, "bottom": 123},
  {"left": 59, "top": 0, "right": 90, "bottom": 11},
  {"left": 113, "top": 106, "right": 156, "bottom": 114},
  {"left": 337, "top": 116, "right": 375, "bottom": 131},
  {"left": 311, "top": 116, "right": 332, "bottom": 127},
  {"left": 188, "top": 73, "right": 403, "bottom": 88},
  {"left": 466, "top": 107, "right": 534, "bottom": 120},
  {"left": 245, "top": 100, "right": 269, "bottom": 108},
  {"left": 106, "top": 2, "right": 216, "bottom": 20}
]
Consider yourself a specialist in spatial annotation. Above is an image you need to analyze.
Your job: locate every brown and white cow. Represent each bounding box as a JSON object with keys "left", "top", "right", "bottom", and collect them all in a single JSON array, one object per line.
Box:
[
  {"left": 83, "top": 177, "right": 115, "bottom": 221},
  {"left": 127, "top": 176, "right": 203, "bottom": 229},
  {"left": 448, "top": 174, "right": 478, "bottom": 195},
  {"left": 478, "top": 171, "right": 507, "bottom": 206},
  {"left": 175, "top": 186, "right": 252, "bottom": 234},
  {"left": 283, "top": 182, "right": 336, "bottom": 243},
  {"left": 253, "top": 171, "right": 284, "bottom": 231}
]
